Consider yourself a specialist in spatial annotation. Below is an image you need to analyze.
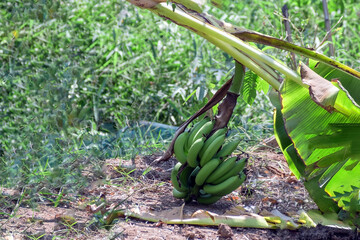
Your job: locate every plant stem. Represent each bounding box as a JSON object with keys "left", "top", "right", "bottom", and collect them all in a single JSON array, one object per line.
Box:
[
  {"left": 151, "top": 3, "right": 302, "bottom": 86},
  {"left": 212, "top": 61, "right": 244, "bottom": 130},
  {"left": 282, "top": 4, "right": 297, "bottom": 70},
  {"left": 179, "top": 4, "right": 360, "bottom": 79},
  {"left": 228, "top": 61, "right": 245, "bottom": 94},
  {"left": 241, "top": 50, "right": 280, "bottom": 81},
  {"left": 203, "top": 33, "right": 282, "bottom": 90},
  {"left": 322, "top": 0, "right": 335, "bottom": 56},
  {"left": 233, "top": 31, "right": 360, "bottom": 79}
]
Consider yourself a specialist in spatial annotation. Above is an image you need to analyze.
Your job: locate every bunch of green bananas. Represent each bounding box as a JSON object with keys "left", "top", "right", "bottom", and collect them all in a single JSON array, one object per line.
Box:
[{"left": 171, "top": 117, "right": 247, "bottom": 204}]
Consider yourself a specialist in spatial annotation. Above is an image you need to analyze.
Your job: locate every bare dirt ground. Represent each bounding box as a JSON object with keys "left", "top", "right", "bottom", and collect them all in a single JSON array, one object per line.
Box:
[{"left": 1, "top": 148, "right": 357, "bottom": 240}]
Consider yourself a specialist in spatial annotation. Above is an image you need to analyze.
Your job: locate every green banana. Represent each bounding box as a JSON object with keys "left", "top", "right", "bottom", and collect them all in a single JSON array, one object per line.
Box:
[
  {"left": 199, "top": 134, "right": 226, "bottom": 167},
  {"left": 172, "top": 188, "right": 189, "bottom": 199},
  {"left": 195, "top": 158, "right": 221, "bottom": 186},
  {"left": 189, "top": 183, "right": 201, "bottom": 200},
  {"left": 186, "top": 117, "right": 209, "bottom": 150},
  {"left": 187, "top": 137, "right": 205, "bottom": 167},
  {"left": 173, "top": 131, "right": 189, "bottom": 164},
  {"left": 191, "top": 121, "right": 214, "bottom": 146},
  {"left": 205, "top": 156, "right": 237, "bottom": 184},
  {"left": 179, "top": 165, "right": 195, "bottom": 188},
  {"left": 171, "top": 162, "right": 194, "bottom": 191},
  {"left": 171, "top": 162, "right": 187, "bottom": 192},
  {"left": 203, "top": 172, "right": 246, "bottom": 196},
  {"left": 215, "top": 139, "right": 241, "bottom": 158},
  {"left": 211, "top": 157, "right": 247, "bottom": 185},
  {"left": 196, "top": 194, "right": 222, "bottom": 205},
  {"left": 199, "top": 127, "right": 227, "bottom": 159},
  {"left": 187, "top": 166, "right": 201, "bottom": 192}
]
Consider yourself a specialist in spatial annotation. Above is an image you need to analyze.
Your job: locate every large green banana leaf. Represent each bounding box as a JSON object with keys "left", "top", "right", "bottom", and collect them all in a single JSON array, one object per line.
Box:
[{"left": 275, "top": 62, "right": 360, "bottom": 216}]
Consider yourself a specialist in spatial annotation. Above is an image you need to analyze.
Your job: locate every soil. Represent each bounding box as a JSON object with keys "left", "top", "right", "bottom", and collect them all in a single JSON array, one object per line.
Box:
[{"left": 1, "top": 148, "right": 358, "bottom": 240}]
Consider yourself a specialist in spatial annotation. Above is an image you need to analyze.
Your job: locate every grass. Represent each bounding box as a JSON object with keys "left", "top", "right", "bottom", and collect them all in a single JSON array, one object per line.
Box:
[{"left": 0, "top": 0, "right": 359, "bottom": 212}]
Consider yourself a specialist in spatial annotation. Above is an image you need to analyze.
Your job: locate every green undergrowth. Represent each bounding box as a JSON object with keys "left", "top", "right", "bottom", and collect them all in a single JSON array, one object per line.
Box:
[{"left": 0, "top": 0, "right": 359, "bottom": 206}]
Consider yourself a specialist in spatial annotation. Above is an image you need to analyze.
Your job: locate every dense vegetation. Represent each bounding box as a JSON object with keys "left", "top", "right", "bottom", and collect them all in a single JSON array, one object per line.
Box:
[{"left": 1, "top": 0, "right": 359, "bottom": 204}]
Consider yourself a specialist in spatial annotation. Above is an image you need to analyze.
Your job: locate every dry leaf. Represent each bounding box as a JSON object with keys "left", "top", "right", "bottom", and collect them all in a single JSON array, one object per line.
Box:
[{"left": 300, "top": 63, "right": 339, "bottom": 112}]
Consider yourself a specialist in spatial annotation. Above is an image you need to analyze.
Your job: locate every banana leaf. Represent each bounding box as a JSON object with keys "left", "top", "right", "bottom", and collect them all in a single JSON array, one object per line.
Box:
[
  {"left": 271, "top": 88, "right": 339, "bottom": 212},
  {"left": 277, "top": 63, "right": 360, "bottom": 215}
]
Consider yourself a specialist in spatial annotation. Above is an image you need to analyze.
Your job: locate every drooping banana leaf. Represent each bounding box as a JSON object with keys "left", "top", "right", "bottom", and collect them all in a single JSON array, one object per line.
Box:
[
  {"left": 277, "top": 63, "right": 360, "bottom": 215},
  {"left": 270, "top": 87, "right": 339, "bottom": 213},
  {"left": 325, "top": 158, "right": 360, "bottom": 210},
  {"left": 280, "top": 66, "right": 360, "bottom": 170},
  {"left": 269, "top": 88, "right": 305, "bottom": 180}
]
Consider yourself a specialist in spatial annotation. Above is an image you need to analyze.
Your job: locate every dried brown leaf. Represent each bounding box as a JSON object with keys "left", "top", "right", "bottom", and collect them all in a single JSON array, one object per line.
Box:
[{"left": 300, "top": 63, "right": 339, "bottom": 112}]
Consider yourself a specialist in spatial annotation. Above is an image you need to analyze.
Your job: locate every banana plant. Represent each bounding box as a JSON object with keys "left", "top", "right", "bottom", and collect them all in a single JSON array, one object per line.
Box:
[{"left": 126, "top": 0, "right": 360, "bottom": 227}]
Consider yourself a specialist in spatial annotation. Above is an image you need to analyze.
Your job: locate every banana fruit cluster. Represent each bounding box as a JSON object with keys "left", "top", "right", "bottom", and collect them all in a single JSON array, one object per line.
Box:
[{"left": 171, "top": 117, "right": 247, "bottom": 204}]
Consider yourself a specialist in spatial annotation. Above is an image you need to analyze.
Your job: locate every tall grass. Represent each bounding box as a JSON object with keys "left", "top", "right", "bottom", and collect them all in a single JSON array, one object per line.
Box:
[{"left": 0, "top": 0, "right": 359, "bottom": 200}]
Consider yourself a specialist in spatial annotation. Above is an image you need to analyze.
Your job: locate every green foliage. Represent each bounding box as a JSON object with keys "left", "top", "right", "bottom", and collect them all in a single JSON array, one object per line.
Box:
[
  {"left": 334, "top": 187, "right": 360, "bottom": 227},
  {"left": 241, "top": 71, "right": 258, "bottom": 105},
  {"left": 214, "top": 0, "right": 360, "bottom": 69},
  {"left": 273, "top": 61, "right": 360, "bottom": 222},
  {"left": 241, "top": 71, "right": 269, "bottom": 105},
  {"left": 0, "top": 0, "right": 273, "bottom": 198},
  {"left": 0, "top": 0, "right": 193, "bottom": 195}
]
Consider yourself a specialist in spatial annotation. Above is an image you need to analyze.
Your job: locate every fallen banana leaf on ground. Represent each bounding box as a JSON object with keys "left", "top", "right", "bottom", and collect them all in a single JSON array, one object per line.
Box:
[
  {"left": 306, "top": 209, "right": 354, "bottom": 229},
  {"left": 105, "top": 204, "right": 354, "bottom": 230}
]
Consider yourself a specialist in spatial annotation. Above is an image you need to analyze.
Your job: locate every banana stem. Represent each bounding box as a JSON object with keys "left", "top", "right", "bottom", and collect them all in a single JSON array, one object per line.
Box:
[
  {"left": 151, "top": 3, "right": 302, "bottom": 88},
  {"left": 241, "top": 50, "right": 280, "bottom": 81},
  {"left": 213, "top": 61, "right": 244, "bottom": 130},
  {"left": 228, "top": 61, "right": 245, "bottom": 94},
  {"left": 203, "top": 33, "right": 282, "bottom": 90}
]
